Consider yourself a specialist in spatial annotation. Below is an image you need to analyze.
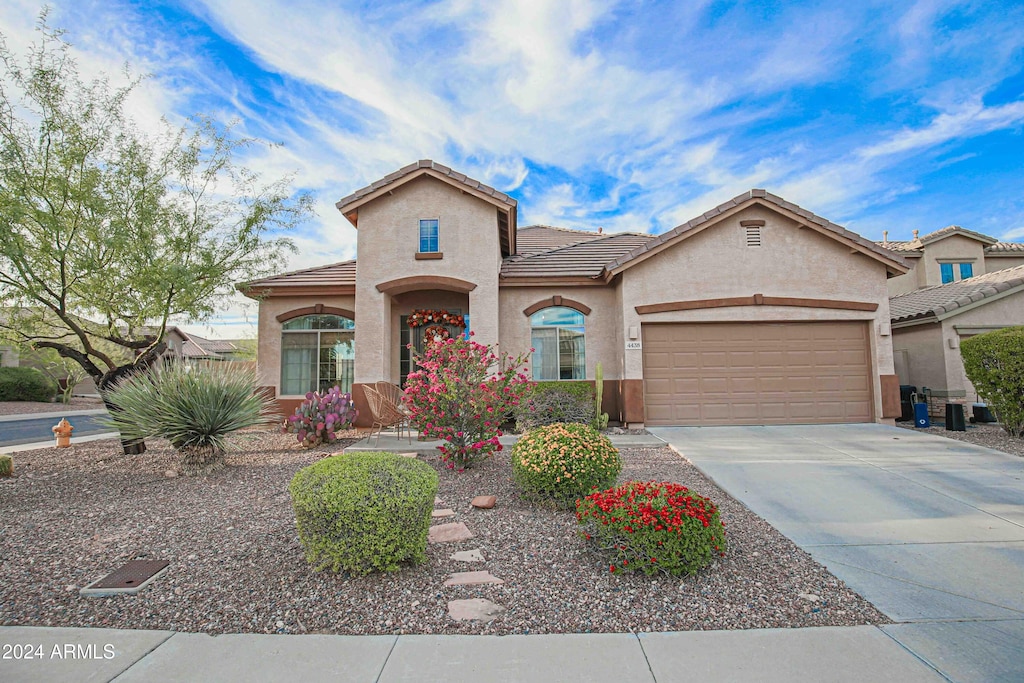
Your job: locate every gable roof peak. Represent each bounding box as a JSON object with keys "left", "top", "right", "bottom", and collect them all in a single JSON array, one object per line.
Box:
[{"left": 918, "top": 224, "right": 998, "bottom": 246}]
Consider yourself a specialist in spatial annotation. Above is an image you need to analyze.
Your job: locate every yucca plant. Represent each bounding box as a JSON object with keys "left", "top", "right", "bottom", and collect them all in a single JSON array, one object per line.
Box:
[{"left": 100, "top": 362, "right": 278, "bottom": 475}]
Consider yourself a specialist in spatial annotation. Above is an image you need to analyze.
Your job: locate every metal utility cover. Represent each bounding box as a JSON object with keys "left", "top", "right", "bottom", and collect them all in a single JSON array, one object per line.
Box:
[{"left": 80, "top": 560, "right": 170, "bottom": 597}]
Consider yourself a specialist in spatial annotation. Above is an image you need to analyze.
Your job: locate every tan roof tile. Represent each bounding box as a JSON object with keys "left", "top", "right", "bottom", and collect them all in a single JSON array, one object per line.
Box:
[
  {"left": 336, "top": 160, "right": 517, "bottom": 211},
  {"left": 514, "top": 225, "right": 606, "bottom": 256},
  {"left": 501, "top": 233, "right": 655, "bottom": 279},
  {"left": 238, "top": 260, "right": 356, "bottom": 294},
  {"left": 890, "top": 264, "right": 1024, "bottom": 323},
  {"left": 988, "top": 241, "right": 1024, "bottom": 253}
]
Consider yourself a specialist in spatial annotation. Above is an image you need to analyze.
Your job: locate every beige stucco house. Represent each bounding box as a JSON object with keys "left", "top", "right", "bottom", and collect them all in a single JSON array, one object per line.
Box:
[
  {"left": 241, "top": 160, "right": 912, "bottom": 427},
  {"left": 890, "top": 265, "right": 1024, "bottom": 405}
]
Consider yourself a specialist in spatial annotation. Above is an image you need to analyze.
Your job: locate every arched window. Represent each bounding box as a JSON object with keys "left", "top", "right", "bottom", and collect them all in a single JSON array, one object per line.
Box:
[
  {"left": 281, "top": 314, "right": 355, "bottom": 395},
  {"left": 530, "top": 307, "right": 585, "bottom": 380}
]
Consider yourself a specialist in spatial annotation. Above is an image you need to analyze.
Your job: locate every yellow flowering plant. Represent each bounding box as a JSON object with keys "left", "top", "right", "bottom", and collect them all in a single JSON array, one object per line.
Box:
[{"left": 511, "top": 422, "right": 622, "bottom": 508}]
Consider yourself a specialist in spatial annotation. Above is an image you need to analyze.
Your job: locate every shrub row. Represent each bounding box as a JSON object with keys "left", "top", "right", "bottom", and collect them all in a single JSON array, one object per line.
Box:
[{"left": 0, "top": 366, "right": 57, "bottom": 402}]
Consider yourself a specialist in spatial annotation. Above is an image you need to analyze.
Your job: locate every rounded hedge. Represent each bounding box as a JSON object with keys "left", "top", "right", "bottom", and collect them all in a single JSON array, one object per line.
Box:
[
  {"left": 511, "top": 422, "right": 622, "bottom": 508},
  {"left": 577, "top": 480, "right": 726, "bottom": 576},
  {"left": 0, "top": 366, "right": 58, "bottom": 402},
  {"left": 289, "top": 452, "right": 439, "bottom": 574}
]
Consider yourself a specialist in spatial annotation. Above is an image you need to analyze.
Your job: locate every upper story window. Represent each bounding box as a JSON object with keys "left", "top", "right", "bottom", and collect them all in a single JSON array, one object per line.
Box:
[
  {"left": 940, "top": 262, "right": 974, "bottom": 284},
  {"left": 281, "top": 314, "right": 355, "bottom": 395},
  {"left": 419, "top": 219, "right": 439, "bottom": 253},
  {"left": 530, "top": 306, "right": 585, "bottom": 380}
]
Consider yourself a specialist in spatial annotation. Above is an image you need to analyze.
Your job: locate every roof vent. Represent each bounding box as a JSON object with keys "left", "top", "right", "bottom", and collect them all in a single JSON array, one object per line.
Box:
[{"left": 745, "top": 225, "right": 762, "bottom": 247}]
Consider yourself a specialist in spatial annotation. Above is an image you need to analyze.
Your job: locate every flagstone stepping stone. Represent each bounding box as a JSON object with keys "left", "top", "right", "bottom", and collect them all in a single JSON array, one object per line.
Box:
[
  {"left": 448, "top": 598, "right": 506, "bottom": 622},
  {"left": 471, "top": 495, "right": 496, "bottom": 509},
  {"left": 435, "top": 497, "right": 444, "bottom": 505},
  {"left": 450, "top": 549, "right": 485, "bottom": 563},
  {"left": 431, "top": 508, "right": 456, "bottom": 518},
  {"left": 398, "top": 452, "right": 418, "bottom": 458},
  {"left": 444, "top": 570, "right": 504, "bottom": 586},
  {"left": 428, "top": 522, "right": 474, "bottom": 544}
]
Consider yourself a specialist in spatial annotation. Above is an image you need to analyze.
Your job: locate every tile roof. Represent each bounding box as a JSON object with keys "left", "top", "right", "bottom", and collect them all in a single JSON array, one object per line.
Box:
[
  {"left": 988, "top": 242, "right": 1024, "bottom": 253},
  {"left": 501, "top": 233, "right": 655, "bottom": 279},
  {"left": 183, "top": 333, "right": 240, "bottom": 357},
  {"left": 514, "top": 225, "right": 606, "bottom": 256},
  {"left": 335, "top": 160, "right": 517, "bottom": 212},
  {"left": 877, "top": 240, "right": 922, "bottom": 253},
  {"left": 919, "top": 225, "right": 998, "bottom": 246},
  {"left": 239, "top": 260, "right": 357, "bottom": 292},
  {"left": 890, "top": 264, "right": 1024, "bottom": 323},
  {"left": 604, "top": 189, "right": 908, "bottom": 275}
]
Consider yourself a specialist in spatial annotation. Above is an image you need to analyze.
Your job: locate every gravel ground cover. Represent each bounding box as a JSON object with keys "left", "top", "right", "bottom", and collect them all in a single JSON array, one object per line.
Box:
[
  {"left": 895, "top": 421, "right": 1024, "bottom": 458},
  {"left": 0, "top": 431, "right": 887, "bottom": 635},
  {"left": 0, "top": 397, "right": 104, "bottom": 417}
]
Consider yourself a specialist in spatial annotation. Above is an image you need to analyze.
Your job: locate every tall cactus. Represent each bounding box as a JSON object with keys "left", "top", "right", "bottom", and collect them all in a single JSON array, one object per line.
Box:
[{"left": 594, "top": 362, "right": 609, "bottom": 430}]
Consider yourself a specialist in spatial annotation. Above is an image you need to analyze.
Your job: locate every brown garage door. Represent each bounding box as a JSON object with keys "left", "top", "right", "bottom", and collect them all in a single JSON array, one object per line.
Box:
[{"left": 642, "top": 322, "right": 872, "bottom": 426}]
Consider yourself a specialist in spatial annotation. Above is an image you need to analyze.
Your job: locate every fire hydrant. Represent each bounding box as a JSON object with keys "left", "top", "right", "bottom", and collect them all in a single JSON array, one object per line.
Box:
[{"left": 52, "top": 418, "right": 74, "bottom": 448}]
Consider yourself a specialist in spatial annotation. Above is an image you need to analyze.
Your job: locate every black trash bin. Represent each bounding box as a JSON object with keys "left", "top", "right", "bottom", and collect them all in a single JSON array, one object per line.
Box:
[
  {"left": 945, "top": 403, "right": 966, "bottom": 432},
  {"left": 898, "top": 385, "right": 916, "bottom": 422},
  {"left": 973, "top": 404, "right": 995, "bottom": 423}
]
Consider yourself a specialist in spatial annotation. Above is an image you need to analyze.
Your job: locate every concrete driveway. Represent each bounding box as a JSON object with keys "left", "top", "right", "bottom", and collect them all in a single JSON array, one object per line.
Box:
[{"left": 650, "top": 424, "right": 1024, "bottom": 683}]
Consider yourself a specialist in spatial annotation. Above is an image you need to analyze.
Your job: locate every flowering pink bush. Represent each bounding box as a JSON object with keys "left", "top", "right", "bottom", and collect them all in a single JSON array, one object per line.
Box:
[{"left": 404, "top": 335, "right": 533, "bottom": 470}]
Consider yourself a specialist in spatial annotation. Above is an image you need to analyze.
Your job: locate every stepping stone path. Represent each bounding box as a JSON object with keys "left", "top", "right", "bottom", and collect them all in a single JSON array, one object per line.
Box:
[
  {"left": 431, "top": 495, "right": 507, "bottom": 621},
  {"left": 444, "top": 570, "right": 504, "bottom": 586},
  {"left": 471, "top": 495, "right": 496, "bottom": 509},
  {"left": 447, "top": 598, "right": 506, "bottom": 622},
  {"left": 450, "top": 549, "right": 485, "bottom": 563},
  {"left": 428, "top": 522, "right": 474, "bottom": 544}
]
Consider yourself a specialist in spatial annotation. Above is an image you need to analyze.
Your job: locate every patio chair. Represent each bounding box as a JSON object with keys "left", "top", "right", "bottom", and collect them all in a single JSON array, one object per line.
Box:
[
  {"left": 374, "top": 381, "right": 411, "bottom": 416},
  {"left": 363, "top": 385, "right": 412, "bottom": 446}
]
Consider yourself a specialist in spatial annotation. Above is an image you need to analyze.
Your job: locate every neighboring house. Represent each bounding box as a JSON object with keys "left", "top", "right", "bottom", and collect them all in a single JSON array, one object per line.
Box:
[
  {"left": 162, "top": 327, "right": 250, "bottom": 363},
  {"left": 240, "top": 160, "right": 910, "bottom": 427},
  {"left": 0, "top": 344, "right": 17, "bottom": 368},
  {"left": 880, "top": 226, "right": 1024, "bottom": 297},
  {"left": 890, "top": 264, "right": 1024, "bottom": 405}
]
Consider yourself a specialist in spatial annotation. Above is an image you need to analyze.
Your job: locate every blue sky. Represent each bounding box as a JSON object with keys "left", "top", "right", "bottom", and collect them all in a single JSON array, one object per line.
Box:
[{"left": 2, "top": 0, "right": 1023, "bottom": 337}]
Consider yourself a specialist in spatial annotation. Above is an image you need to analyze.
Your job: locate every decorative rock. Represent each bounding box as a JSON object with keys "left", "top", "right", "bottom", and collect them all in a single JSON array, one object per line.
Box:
[
  {"left": 444, "top": 570, "right": 504, "bottom": 586},
  {"left": 798, "top": 593, "right": 821, "bottom": 603},
  {"left": 471, "top": 495, "right": 496, "bottom": 509},
  {"left": 428, "top": 522, "right": 474, "bottom": 544},
  {"left": 448, "top": 598, "right": 506, "bottom": 622},
  {"left": 431, "top": 508, "right": 456, "bottom": 518},
  {"left": 164, "top": 470, "right": 178, "bottom": 478},
  {"left": 450, "top": 549, "right": 485, "bottom": 563},
  {"left": 435, "top": 497, "right": 444, "bottom": 505}
]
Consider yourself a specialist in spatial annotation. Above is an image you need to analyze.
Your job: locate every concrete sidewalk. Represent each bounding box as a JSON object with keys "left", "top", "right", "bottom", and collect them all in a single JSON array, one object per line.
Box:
[{"left": 0, "top": 625, "right": 943, "bottom": 682}]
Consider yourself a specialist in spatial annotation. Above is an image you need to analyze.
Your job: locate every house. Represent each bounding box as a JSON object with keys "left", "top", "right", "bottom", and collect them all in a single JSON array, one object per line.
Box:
[
  {"left": 889, "top": 264, "right": 1024, "bottom": 406},
  {"left": 881, "top": 226, "right": 1024, "bottom": 297},
  {"left": 240, "top": 160, "right": 911, "bottom": 427},
  {"left": 162, "top": 328, "right": 251, "bottom": 363}
]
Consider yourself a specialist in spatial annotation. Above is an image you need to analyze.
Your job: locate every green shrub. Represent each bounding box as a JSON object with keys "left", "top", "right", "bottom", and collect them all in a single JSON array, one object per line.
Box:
[
  {"left": 289, "top": 453, "right": 439, "bottom": 574},
  {"left": 515, "top": 382, "right": 596, "bottom": 431},
  {"left": 577, "top": 481, "right": 726, "bottom": 576},
  {"left": 99, "top": 362, "right": 276, "bottom": 475},
  {"left": 0, "top": 455, "right": 12, "bottom": 477},
  {"left": 511, "top": 422, "right": 621, "bottom": 508},
  {"left": 961, "top": 326, "right": 1024, "bottom": 438},
  {"left": 0, "top": 366, "right": 58, "bottom": 402}
]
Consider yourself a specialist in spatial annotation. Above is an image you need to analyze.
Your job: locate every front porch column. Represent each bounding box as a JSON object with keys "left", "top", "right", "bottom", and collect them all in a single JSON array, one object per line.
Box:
[
  {"left": 469, "top": 284, "right": 500, "bottom": 348},
  {"left": 354, "top": 289, "right": 391, "bottom": 383}
]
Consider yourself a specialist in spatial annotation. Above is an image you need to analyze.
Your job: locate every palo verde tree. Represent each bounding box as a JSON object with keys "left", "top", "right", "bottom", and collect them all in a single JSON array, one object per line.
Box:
[{"left": 0, "top": 16, "right": 310, "bottom": 453}]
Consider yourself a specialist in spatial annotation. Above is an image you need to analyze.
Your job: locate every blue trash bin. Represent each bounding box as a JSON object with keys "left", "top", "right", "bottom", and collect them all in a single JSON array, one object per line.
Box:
[{"left": 913, "top": 402, "right": 930, "bottom": 428}]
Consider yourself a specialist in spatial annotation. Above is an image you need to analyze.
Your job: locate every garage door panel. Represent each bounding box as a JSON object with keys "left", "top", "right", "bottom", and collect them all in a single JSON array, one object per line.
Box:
[{"left": 643, "top": 321, "right": 872, "bottom": 426}]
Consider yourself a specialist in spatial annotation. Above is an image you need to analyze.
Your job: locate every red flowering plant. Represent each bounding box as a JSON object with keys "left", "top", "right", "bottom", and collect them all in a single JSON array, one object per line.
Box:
[
  {"left": 576, "top": 481, "right": 727, "bottom": 576},
  {"left": 404, "top": 334, "right": 533, "bottom": 470}
]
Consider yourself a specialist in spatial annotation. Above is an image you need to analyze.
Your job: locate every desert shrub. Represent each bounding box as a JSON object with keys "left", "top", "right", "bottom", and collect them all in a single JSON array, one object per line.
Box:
[
  {"left": 289, "top": 452, "right": 439, "bottom": 574},
  {"left": 0, "top": 366, "right": 57, "bottom": 402},
  {"left": 100, "top": 362, "right": 276, "bottom": 475},
  {"left": 511, "top": 422, "right": 621, "bottom": 508},
  {"left": 0, "top": 455, "right": 12, "bottom": 477},
  {"left": 961, "top": 326, "right": 1024, "bottom": 438},
  {"left": 405, "top": 335, "right": 532, "bottom": 470},
  {"left": 577, "top": 481, "right": 726, "bottom": 576},
  {"left": 514, "top": 382, "right": 595, "bottom": 431},
  {"left": 283, "top": 385, "right": 358, "bottom": 447}
]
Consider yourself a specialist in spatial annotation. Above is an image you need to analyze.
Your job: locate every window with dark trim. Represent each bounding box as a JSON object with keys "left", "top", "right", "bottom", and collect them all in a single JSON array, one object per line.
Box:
[{"left": 280, "top": 314, "right": 355, "bottom": 395}]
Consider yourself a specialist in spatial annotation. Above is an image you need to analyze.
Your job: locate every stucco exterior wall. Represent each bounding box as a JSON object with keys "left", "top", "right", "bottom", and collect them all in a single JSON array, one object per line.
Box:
[
  {"left": 945, "top": 288, "right": 1024, "bottom": 402},
  {"left": 0, "top": 345, "right": 18, "bottom": 367},
  {"left": 920, "top": 235, "right": 988, "bottom": 286},
  {"left": 987, "top": 256, "right": 1024, "bottom": 271},
  {"left": 353, "top": 175, "right": 503, "bottom": 383},
  {"left": 886, "top": 257, "right": 922, "bottom": 297},
  {"left": 498, "top": 286, "right": 621, "bottom": 380},
  {"left": 892, "top": 322, "right": 948, "bottom": 395},
  {"left": 255, "top": 294, "right": 356, "bottom": 396},
  {"left": 619, "top": 204, "right": 895, "bottom": 420}
]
